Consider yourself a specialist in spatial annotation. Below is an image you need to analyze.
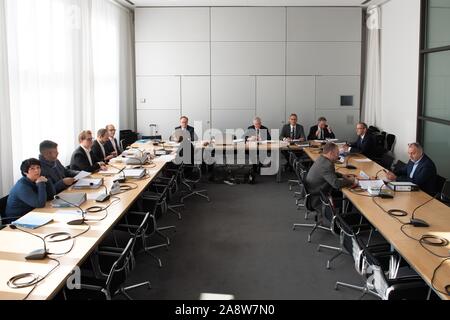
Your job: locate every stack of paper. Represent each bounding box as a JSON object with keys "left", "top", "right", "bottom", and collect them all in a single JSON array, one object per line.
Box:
[{"left": 12, "top": 215, "right": 53, "bottom": 229}]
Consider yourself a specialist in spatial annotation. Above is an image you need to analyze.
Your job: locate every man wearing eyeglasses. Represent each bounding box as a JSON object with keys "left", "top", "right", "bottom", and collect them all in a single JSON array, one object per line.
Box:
[
  {"left": 105, "top": 124, "right": 122, "bottom": 156},
  {"left": 70, "top": 130, "right": 107, "bottom": 173}
]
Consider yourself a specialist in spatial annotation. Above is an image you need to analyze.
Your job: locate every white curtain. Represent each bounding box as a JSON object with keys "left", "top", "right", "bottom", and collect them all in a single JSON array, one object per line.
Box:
[
  {"left": 362, "top": 6, "right": 382, "bottom": 127},
  {"left": 0, "top": 0, "right": 13, "bottom": 197},
  {"left": 2, "top": 0, "right": 134, "bottom": 184}
]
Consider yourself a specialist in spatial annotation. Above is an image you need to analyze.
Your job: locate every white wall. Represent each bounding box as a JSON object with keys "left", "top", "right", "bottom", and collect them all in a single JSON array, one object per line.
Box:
[
  {"left": 380, "top": 0, "right": 421, "bottom": 161},
  {"left": 135, "top": 7, "right": 362, "bottom": 140}
]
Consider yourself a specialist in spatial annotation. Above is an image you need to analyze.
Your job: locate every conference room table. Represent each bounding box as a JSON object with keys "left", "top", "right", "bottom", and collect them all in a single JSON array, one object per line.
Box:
[
  {"left": 304, "top": 148, "right": 450, "bottom": 300},
  {"left": 0, "top": 146, "right": 176, "bottom": 300}
]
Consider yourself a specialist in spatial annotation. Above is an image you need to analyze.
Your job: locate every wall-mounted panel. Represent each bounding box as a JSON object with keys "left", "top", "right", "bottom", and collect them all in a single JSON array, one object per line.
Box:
[
  {"left": 211, "top": 42, "right": 285, "bottom": 75},
  {"left": 182, "top": 76, "right": 211, "bottom": 134},
  {"left": 136, "top": 76, "right": 180, "bottom": 110},
  {"left": 211, "top": 76, "right": 256, "bottom": 109},
  {"left": 136, "top": 42, "right": 210, "bottom": 76},
  {"left": 286, "top": 76, "right": 316, "bottom": 129},
  {"left": 211, "top": 7, "right": 286, "bottom": 41},
  {"left": 288, "top": 7, "right": 362, "bottom": 42},
  {"left": 135, "top": 8, "right": 210, "bottom": 42},
  {"left": 316, "top": 76, "right": 361, "bottom": 109},
  {"left": 137, "top": 109, "right": 181, "bottom": 140},
  {"left": 256, "top": 76, "right": 286, "bottom": 130},
  {"left": 212, "top": 109, "right": 256, "bottom": 132},
  {"left": 287, "top": 42, "right": 361, "bottom": 76}
]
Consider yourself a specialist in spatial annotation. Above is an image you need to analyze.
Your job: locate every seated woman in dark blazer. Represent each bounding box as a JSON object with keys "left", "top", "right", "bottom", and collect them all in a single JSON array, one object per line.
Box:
[{"left": 5, "top": 158, "right": 56, "bottom": 220}]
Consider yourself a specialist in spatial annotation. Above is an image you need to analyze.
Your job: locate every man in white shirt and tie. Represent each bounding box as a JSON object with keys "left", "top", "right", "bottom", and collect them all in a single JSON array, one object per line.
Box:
[{"left": 174, "top": 116, "right": 198, "bottom": 142}]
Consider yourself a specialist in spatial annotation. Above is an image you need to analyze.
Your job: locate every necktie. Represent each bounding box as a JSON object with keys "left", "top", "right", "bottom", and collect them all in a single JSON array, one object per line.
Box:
[
  {"left": 256, "top": 129, "right": 260, "bottom": 140},
  {"left": 291, "top": 127, "right": 295, "bottom": 140},
  {"left": 320, "top": 129, "right": 324, "bottom": 140}
]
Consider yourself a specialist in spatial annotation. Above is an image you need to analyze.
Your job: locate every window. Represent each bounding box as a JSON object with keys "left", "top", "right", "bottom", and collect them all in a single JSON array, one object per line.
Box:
[{"left": 418, "top": 0, "right": 450, "bottom": 179}]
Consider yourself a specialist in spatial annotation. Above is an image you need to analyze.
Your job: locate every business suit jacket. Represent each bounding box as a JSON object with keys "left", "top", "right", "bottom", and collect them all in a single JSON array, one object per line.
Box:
[
  {"left": 308, "top": 125, "right": 336, "bottom": 141},
  {"left": 306, "top": 155, "right": 353, "bottom": 210},
  {"left": 280, "top": 124, "right": 306, "bottom": 140},
  {"left": 39, "top": 155, "right": 79, "bottom": 194},
  {"left": 349, "top": 133, "right": 377, "bottom": 159},
  {"left": 245, "top": 125, "right": 272, "bottom": 141},
  {"left": 394, "top": 154, "right": 437, "bottom": 195},
  {"left": 70, "top": 146, "right": 101, "bottom": 173},
  {"left": 91, "top": 140, "right": 109, "bottom": 162},
  {"left": 174, "top": 125, "right": 198, "bottom": 142},
  {"left": 105, "top": 138, "right": 122, "bottom": 156}
]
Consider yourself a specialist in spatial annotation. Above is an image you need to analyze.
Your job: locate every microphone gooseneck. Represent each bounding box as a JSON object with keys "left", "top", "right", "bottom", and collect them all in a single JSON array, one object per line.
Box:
[{"left": 54, "top": 195, "right": 86, "bottom": 226}]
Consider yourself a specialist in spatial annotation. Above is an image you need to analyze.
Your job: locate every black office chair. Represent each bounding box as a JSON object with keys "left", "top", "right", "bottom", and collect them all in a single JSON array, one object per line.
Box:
[
  {"left": 376, "top": 152, "right": 395, "bottom": 170},
  {"left": 438, "top": 178, "right": 450, "bottom": 206},
  {"left": 386, "top": 134, "right": 396, "bottom": 152},
  {"left": 180, "top": 164, "right": 210, "bottom": 203},
  {"left": 292, "top": 177, "right": 331, "bottom": 243},
  {"left": 67, "top": 238, "right": 151, "bottom": 300},
  {"left": 0, "top": 195, "right": 9, "bottom": 226},
  {"left": 334, "top": 215, "right": 430, "bottom": 300}
]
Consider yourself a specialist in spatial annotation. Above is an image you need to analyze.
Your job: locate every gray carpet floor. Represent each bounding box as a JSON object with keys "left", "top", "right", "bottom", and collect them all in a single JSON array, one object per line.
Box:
[{"left": 122, "top": 172, "right": 375, "bottom": 300}]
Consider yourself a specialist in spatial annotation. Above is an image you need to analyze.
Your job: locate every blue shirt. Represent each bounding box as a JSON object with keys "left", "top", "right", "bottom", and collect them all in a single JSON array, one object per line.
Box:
[
  {"left": 5, "top": 177, "right": 56, "bottom": 220},
  {"left": 409, "top": 156, "right": 423, "bottom": 179}
]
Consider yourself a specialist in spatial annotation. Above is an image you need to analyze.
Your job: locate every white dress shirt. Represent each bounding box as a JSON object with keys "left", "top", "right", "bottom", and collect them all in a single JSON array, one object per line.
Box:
[{"left": 81, "top": 145, "right": 93, "bottom": 166}]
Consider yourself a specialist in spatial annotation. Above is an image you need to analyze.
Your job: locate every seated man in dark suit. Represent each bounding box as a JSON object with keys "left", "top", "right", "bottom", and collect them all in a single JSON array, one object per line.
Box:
[
  {"left": 280, "top": 113, "right": 306, "bottom": 142},
  {"left": 343, "top": 122, "right": 377, "bottom": 159},
  {"left": 280, "top": 113, "right": 307, "bottom": 170},
  {"left": 92, "top": 129, "right": 115, "bottom": 163},
  {"left": 306, "top": 143, "right": 357, "bottom": 210},
  {"left": 245, "top": 117, "right": 271, "bottom": 142},
  {"left": 386, "top": 143, "right": 438, "bottom": 195},
  {"left": 105, "top": 124, "right": 122, "bottom": 157},
  {"left": 39, "top": 140, "right": 79, "bottom": 194},
  {"left": 70, "top": 130, "right": 107, "bottom": 173},
  {"left": 308, "top": 117, "right": 336, "bottom": 141},
  {"left": 174, "top": 116, "right": 198, "bottom": 142}
]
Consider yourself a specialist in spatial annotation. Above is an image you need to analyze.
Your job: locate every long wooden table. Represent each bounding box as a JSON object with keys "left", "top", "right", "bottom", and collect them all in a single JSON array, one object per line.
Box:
[
  {"left": 0, "top": 147, "right": 174, "bottom": 300},
  {"left": 304, "top": 148, "right": 450, "bottom": 300}
]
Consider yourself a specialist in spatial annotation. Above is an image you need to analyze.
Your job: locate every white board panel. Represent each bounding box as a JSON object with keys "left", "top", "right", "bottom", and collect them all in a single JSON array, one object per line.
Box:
[
  {"left": 256, "top": 76, "right": 286, "bottom": 130},
  {"left": 211, "top": 109, "right": 256, "bottom": 132},
  {"left": 211, "top": 7, "right": 286, "bottom": 41},
  {"left": 316, "top": 76, "right": 361, "bottom": 109},
  {"left": 288, "top": 7, "right": 362, "bottom": 42},
  {"left": 136, "top": 42, "right": 210, "bottom": 76},
  {"left": 287, "top": 42, "right": 361, "bottom": 76},
  {"left": 211, "top": 42, "right": 285, "bottom": 76},
  {"left": 211, "top": 76, "right": 256, "bottom": 109},
  {"left": 135, "top": 8, "right": 210, "bottom": 42},
  {"left": 181, "top": 76, "right": 211, "bottom": 134},
  {"left": 286, "top": 76, "right": 316, "bottom": 129},
  {"left": 137, "top": 109, "right": 181, "bottom": 140},
  {"left": 136, "top": 76, "right": 180, "bottom": 110}
]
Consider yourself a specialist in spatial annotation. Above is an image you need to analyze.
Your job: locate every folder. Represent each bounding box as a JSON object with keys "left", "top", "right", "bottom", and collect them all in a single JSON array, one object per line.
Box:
[{"left": 12, "top": 215, "right": 53, "bottom": 229}]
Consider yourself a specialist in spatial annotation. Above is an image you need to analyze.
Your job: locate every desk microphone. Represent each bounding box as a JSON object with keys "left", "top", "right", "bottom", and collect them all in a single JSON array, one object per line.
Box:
[
  {"left": 344, "top": 154, "right": 357, "bottom": 170},
  {"left": 410, "top": 194, "right": 438, "bottom": 228},
  {"left": 96, "top": 182, "right": 111, "bottom": 203},
  {"left": 10, "top": 225, "right": 47, "bottom": 260},
  {"left": 110, "top": 165, "right": 127, "bottom": 183},
  {"left": 54, "top": 195, "right": 87, "bottom": 226}
]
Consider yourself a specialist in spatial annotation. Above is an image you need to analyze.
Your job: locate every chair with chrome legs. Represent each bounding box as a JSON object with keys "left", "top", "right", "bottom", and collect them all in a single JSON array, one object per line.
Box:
[
  {"left": 180, "top": 164, "right": 210, "bottom": 203},
  {"left": 140, "top": 178, "right": 177, "bottom": 247},
  {"left": 292, "top": 161, "right": 309, "bottom": 218},
  {"left": 67, "top": 214, "right": 152, "bottom": 300},
  {"left": 334, "top": 215, "right": 430, "bottom": 300},
  {"left": 288, "top": 153, "right": 300, "bottom": 191},
  {"left": 152, "top": 168, "right": 185, "bottom": 220},
  {"left": 292, "top": 176, "right": 329, "bottom": 242}
]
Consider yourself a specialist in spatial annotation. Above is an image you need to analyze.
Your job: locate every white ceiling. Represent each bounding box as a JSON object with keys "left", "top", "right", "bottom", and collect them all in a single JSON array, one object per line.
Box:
[{"left": 132, "top": 0, "right": 368, "bottom": 7}]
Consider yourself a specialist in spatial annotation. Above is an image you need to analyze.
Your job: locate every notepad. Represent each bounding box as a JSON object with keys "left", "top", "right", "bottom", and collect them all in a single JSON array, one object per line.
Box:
[
  {"left": 12, "top": 215, "right": 53, "bottom": 229},
  {"left": 72, "top": 178, "right": 104, "bottom": 189}
]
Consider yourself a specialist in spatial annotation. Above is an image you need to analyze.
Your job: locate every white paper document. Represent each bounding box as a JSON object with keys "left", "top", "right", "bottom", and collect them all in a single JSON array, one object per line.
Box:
[
  {"left": 359, "top": 180, "right": 385, "bottom": 191},
  {"left": 74, "top": 171, "right": 91, "bottom": 181}
]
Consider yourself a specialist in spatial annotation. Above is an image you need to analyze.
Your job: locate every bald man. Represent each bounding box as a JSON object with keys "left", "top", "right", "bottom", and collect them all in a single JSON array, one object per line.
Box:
[{"left": 104, "top": 124, "right": 122, "bottom": 156}]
